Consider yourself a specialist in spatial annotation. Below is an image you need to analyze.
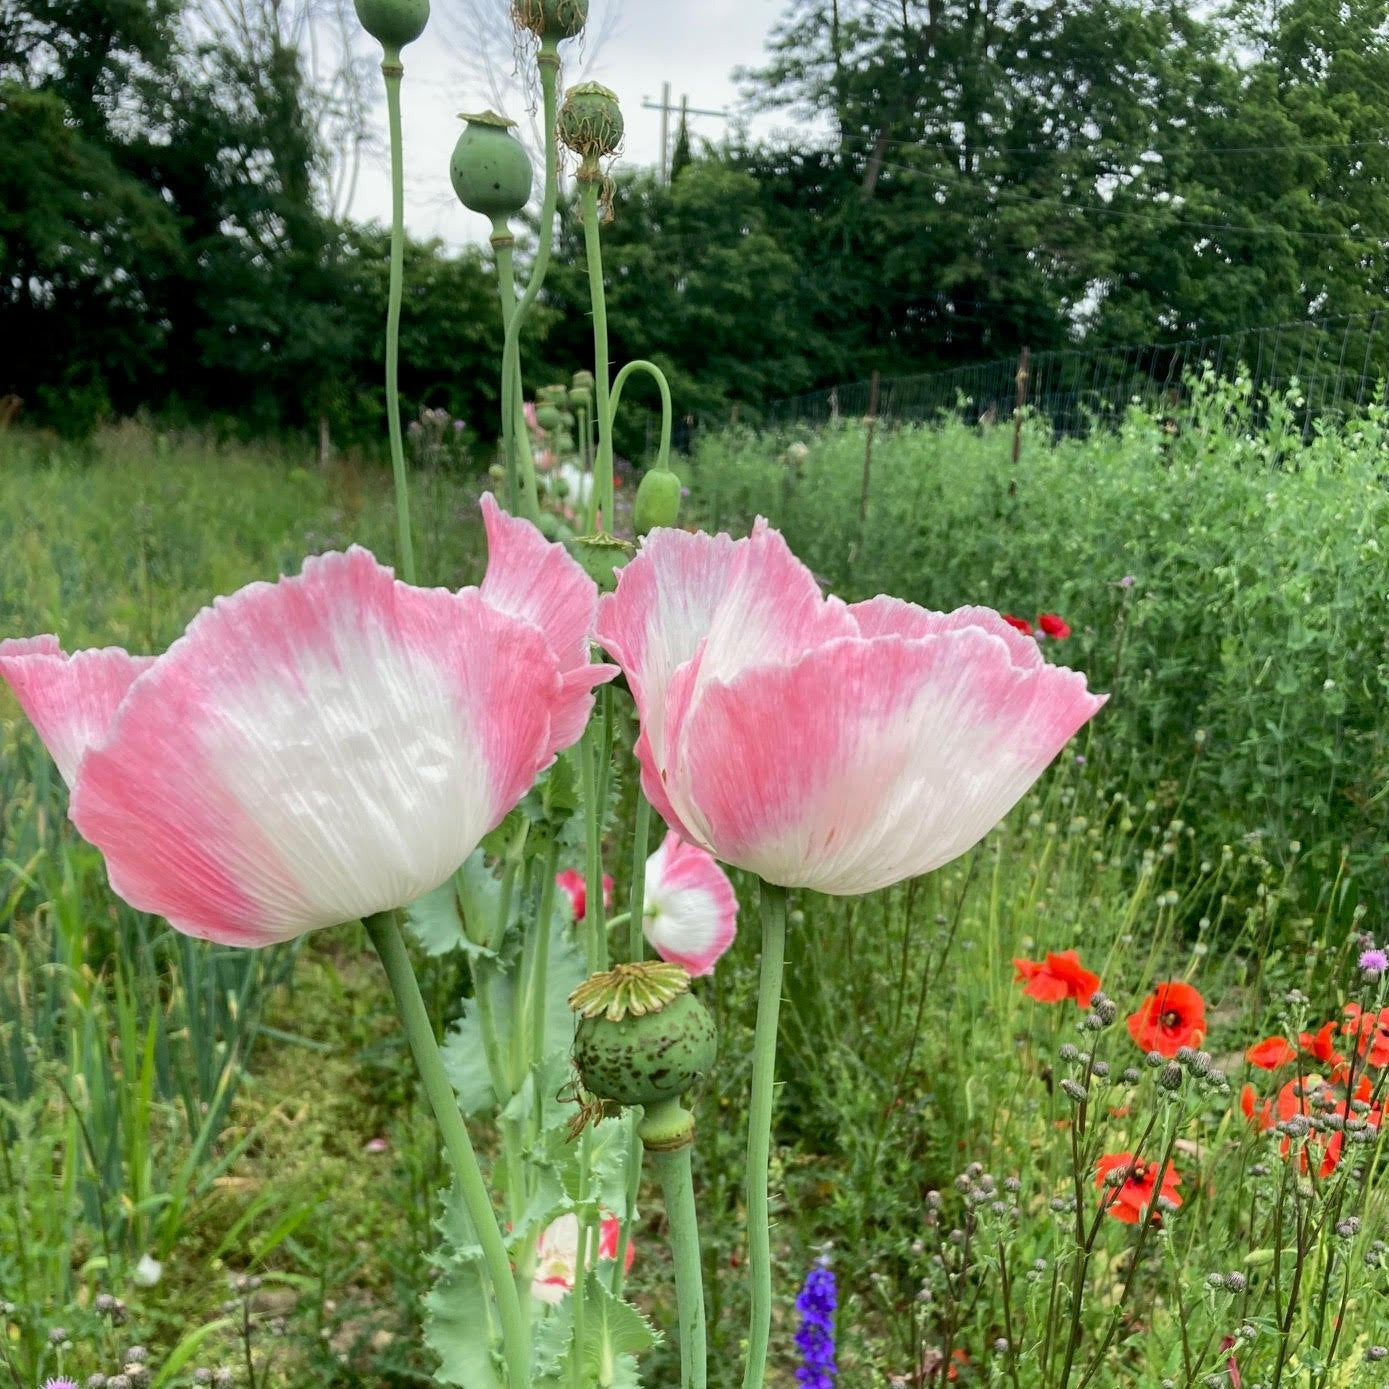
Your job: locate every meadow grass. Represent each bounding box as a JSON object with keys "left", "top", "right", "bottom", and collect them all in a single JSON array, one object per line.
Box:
[{"left": 2, "top": 420, "right": 1387, "bottom": 1388}]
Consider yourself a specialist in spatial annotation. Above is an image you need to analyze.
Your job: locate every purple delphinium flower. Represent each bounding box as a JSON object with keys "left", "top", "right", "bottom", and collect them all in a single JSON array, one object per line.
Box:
[
  {"left": 794, "top": 1265, "right": 837, "bottom": 1389},
  {"left": 1359, "top": 947, "right": 1388, "bottom": 977}
]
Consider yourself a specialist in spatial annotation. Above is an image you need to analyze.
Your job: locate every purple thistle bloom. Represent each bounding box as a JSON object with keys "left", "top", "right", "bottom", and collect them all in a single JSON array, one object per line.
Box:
[
  {"left": 43, "top": 1379, "right": 80, "bottom": 1389},
  {"left": 1359, "top": 948, "right": 1388, "bottom": 977},
  {"left": 794, "top": 1265, "right": 837, "bottom": 1389}
]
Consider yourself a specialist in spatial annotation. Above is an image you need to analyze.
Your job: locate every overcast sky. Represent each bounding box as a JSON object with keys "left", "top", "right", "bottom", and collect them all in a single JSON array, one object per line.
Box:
[{"left": 348, "top": 0, "right": 793, "bottom": 247}]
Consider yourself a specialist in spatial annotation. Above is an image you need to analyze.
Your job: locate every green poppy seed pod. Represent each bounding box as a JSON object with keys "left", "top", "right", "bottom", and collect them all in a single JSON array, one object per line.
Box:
[
  {"left": 450, "top": 111, "right": 533, "bottom": 224},
  {"left": 512, "top": 0, "right": 587, "bottom": 40},
  {"left": 571, "top": 369, "right": 595, "bottom": 392},
  {"left": 354, "top": 0, "right": 429, "bottom": 50},
  {"left": 633, "top": 467, "right": 682, "bottom": 536},
  {"left": 534, "top": 403, "right": 563, "bottom": 431},
  {"left": 567, "top": 532, "right": 634, "bottom": 592},
  {"left": 558, "top": 82, "right": 624, "bottom": 167},
  {"left": 537, "top": 383, "right": 569, "bottom": 407},
  {"left": 574, "top": 990, "right": 716, "bottom": 1111},
  {"left": 567, "top": 385, "right": 591, "bottom": 411}
]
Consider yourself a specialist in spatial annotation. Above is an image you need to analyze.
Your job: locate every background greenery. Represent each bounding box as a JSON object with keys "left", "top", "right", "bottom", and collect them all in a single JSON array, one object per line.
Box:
[{"left": 9, "top": 0, "right": 1389, "bottom": 442}]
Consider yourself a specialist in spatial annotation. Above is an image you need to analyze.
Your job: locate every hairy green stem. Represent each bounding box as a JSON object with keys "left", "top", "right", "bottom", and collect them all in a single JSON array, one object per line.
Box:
[
  {"left": 580, "top": 722, "right": 607, "bottom": 971},
  {"left": 499, "top": 47, "right": 562, "bottom": 522},
  {"left": 610, "top": 360, "right": 674, "bottom": 472},
  {"left": 381, "top": 55, "right": 416, "bottom": 583},
  {"left": 742, "top": 880, "right": 788, "bottom": 1389},
  {"left": 579, "top": 180, "right": 615, "bottom": 530},
  {"left": 652, "top": 1143, "right": 708, "bottom": 1389},
  {"left": 363, "top": 911, "right": 527, "bottom": 1388}
]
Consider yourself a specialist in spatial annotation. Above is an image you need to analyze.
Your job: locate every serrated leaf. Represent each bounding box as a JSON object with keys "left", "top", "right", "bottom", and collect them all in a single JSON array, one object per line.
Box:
[
  {"left": 532, "top": 1298, "right": 576, "bottom": 1380},
  {"left": 580, "top": 1273, "right": 659, "bottom": 1386},
  {"left": 423, "top": 1259, "right": 505, "bottom": 1388},
  {"left": 403, "top": 881, "right": 466, "bottom": 956},
  {"left": 441, "top": 1001, "right": 499, "bottom": 1116}
]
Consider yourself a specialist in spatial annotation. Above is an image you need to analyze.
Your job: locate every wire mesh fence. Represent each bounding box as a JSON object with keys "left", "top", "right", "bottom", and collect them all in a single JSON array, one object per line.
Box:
[{"left": 763, "top": 311, "right": 1389, "bottom": 437}]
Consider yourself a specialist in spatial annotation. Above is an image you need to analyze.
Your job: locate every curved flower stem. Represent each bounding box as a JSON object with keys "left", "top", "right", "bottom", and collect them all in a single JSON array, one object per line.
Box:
[
  {"left": 381, "top": 50, "right": 416, "bottom": 583},
  {"left": 499, "top": 44, "right": 562, "bottom": 523},
  {"left": 651, "top": 1143, "right": 708, "bottom": 1389},
  {"left": 610, "top": 361, "right": 674, "bottom": 473},
  {"left": 363, "top": 911, "right": 527, "bottom": 1388},
  {"left": 742, "top": 880, "right": 788, "bottom": 1389},
  {"left": 579, "top": 180, "right": 614, "bottom": 531}
]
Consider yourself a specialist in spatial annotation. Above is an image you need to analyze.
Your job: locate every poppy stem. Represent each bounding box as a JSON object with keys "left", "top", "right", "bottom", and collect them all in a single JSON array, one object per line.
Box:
[
  {"left": 381, "top": 53, "right": 416, "bottom": 584},
  {"left": 363, "top": 910, "right": 529, "bottom": 1389},
  {"left": 742, "top": 878, "right": 788, "bottom": 1389},
  {"left": 651, "top": 1141, "right": 708, "bottom": 1389},
  {"left": 579, "top": 179, "right": 615, "bottom": 531}
]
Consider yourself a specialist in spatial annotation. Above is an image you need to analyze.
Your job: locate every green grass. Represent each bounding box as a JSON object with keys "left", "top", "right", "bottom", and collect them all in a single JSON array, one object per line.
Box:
[{"left": 3, "top": 419, "right": 1388, "bottom": 1388}]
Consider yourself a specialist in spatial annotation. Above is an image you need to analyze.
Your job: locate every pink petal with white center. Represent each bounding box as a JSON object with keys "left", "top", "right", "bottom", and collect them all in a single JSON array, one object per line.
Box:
[
  {"left": 642, "top": 830, "right": 738, "bottom": 976},
  {"left": 0, "top": 637, "right": 156, "bottom": 786},
  {"left": 70, "top": 547, "right": 563, "bottom": 946},
  {"left": 597, "top": 526, "right": 743, "bottom": 806},
  {"left": 693, "top": 519, "right": 856, "bottom": 687},
  {"left": 668, "top": 629, "right": 1105, "bottom": 895},
  {"left": 849, "top": 596, "right": 1045, "bottom": 668},
  {"left": 477, "top": 494, "right": 616, "bottom": 753}
]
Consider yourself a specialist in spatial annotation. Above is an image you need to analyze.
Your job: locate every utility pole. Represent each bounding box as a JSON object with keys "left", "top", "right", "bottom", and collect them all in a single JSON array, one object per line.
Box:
[{"left": 641, "top": 87, "right": 731, "bottom": 184}]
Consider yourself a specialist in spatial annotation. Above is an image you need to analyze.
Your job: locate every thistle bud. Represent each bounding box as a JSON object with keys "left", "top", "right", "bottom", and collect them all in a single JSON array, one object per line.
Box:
[
  {"left": 354, "top": 0, "right": 429, "bottom": 51},
  {"left": 450, "top": 112, "right": 533, "bottom": 229},
  {"left": 559, "top": 82, "right": 623, "bottom": 175},
  {"left": 513, "top": 0, "right": 587, "bottom": 41}
]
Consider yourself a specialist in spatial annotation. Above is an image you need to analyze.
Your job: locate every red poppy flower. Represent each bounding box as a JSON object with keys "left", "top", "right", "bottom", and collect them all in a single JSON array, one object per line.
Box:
[
  {"left": 1246, "top": 1036, "right": 1298, "bottom": 1070},
  {"left": 1126, "top": 982, "right": 1207, "bottom": 1057},
  {"left": 1240, "top": 1083, "right": 1273, "bottom": 1131},
  {"left": 1013, "top": 949, "right": 1101, "bottom": 1008},
  {"left": 1037, "top": 613, "right": 1071, "bottom": 640},
  {"left": 1002, "top": 614, "right": 1034, "bottom": 636},
  {"left": 1095, "top": 1151, "right": 1183, "bottom": 1224},
  {"left": 1342, "top": 1003, "right": 1389, "bottom": 1067},
  {"left": 1298, "top": 1019, "right": 1344, "bottom": 1068}
]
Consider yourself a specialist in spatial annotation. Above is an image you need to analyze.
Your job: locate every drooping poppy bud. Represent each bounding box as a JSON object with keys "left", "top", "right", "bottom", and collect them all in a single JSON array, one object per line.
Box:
[{"left": 633, "top": 467, "right": 682, "bottom": 536}]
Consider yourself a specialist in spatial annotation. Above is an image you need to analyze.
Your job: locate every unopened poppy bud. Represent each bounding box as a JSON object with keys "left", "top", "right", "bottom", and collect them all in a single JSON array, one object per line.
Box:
[
  {"left": 450, "top": 111, "right": 533, "bottom": 229},
  {"left": 634, "top": 467, "right": 682, "bottom": 535},
  {"left": 354, "top": 0, "right": 429, "bottom": 51},
  {"left": 535, "top": 404, "right": 563, "bottom": 431}
]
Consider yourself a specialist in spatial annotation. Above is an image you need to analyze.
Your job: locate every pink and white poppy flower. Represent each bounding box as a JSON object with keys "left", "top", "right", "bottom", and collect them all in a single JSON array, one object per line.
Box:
[
  {"left": 595, "top": 520, "right": 1105, "bottom": 895},
  {"left": 642, "top": 830, "right": 738, "bottom": 975},
  {"left": 0, "top": 496, "right": 613, "bottom": 946},
  {"left": 555, "top": 867, "right": 614, "bottom": 921},
  {"left": 532, "top": 1212, "right": 634, "bottom": 1305}
]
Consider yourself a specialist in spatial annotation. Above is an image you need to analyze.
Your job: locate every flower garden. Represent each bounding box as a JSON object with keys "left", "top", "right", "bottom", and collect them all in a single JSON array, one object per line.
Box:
[{"left": 6, "top": 2, "right": 1389, "bottom": 1388}]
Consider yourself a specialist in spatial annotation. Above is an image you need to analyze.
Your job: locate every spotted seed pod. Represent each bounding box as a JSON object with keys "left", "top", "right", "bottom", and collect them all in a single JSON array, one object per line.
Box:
[
  {"left": 574, "top": 989, "right": 716, "bottom": 1110},
  {"left": 558, "top": 82, "right": 623, "bottom": 168},
  {"left": 450, "top": 111, "right": 533, "bottom": 223},
  {"left": 513, "top": 0, "right": 587, "bottom": 40},
  {"left": 354, "top": 0, "right": 429, "bottom": 51}
]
